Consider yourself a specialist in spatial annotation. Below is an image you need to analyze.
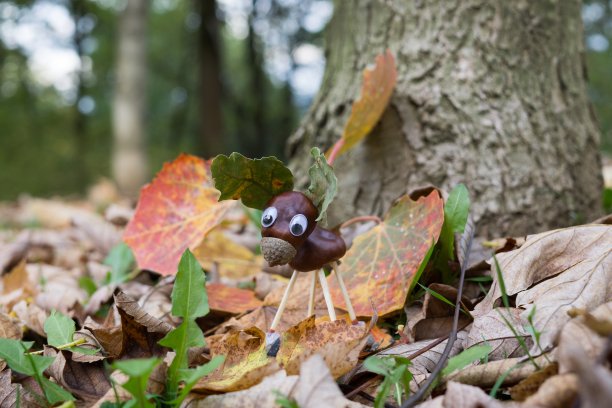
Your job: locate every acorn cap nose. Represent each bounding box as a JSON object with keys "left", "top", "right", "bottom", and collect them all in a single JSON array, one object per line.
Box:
[{"left": 261, "top": 237, "right": 297, "bottom": 266}]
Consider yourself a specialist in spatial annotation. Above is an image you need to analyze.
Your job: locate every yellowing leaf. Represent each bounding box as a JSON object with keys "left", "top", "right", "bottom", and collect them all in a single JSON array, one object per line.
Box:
[
  {"left": 207, "top": 283, "right": 263, "bottom": 314},
  {"left": 196, "top": 327, "right": 279, "bottom": 392},
  {"left": 329, "top": 191, "right": 444, "bottom": 316},
  {"left": 123, "top": 154, "right": 234, "bottom": 275},
  {"left": 327, "top": 50, "right": 397, "bottom": 160},
  {"left": 193, "top": 230, "right": 263, "bottom": 279}
]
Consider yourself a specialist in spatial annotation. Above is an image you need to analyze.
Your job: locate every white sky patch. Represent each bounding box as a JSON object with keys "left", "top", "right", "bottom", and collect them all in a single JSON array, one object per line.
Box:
[{"left": 0, "top": 1, "right": 80, "bottom": 96}]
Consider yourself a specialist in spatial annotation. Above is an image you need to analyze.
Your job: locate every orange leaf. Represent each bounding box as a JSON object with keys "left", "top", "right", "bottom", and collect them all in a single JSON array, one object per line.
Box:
[
  {"left": 329, "top": 191, "right": 444, "bottom": 316},
  {"left": 124, "top": 154, "right": 234, "bottom": 275},
  {"left": 207, "top": 283, "right": 263, "bottom": 314},
  {"left": 276, "top": 316, "right": 368, "bottom": 377},
  {"left": 327, "top": 50, "right": 397, "bottom": 161}
]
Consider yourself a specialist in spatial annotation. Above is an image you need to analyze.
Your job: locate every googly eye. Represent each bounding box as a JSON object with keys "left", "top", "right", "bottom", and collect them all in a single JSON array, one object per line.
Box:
[
  {"left": 289, "top": 214, "right": 308, "bottom": 236},
  {"left": 261, "top": 207, "right": 278, "bottom": 228}
]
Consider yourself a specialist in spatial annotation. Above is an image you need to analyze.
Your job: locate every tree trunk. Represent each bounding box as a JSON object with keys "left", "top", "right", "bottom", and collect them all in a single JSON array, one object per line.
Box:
[
  {"left": 288, "top": 0, "right": 603, "bottom": 237},
  {"left": 112, "top": 0, "right": 149, "bottom": 199}
]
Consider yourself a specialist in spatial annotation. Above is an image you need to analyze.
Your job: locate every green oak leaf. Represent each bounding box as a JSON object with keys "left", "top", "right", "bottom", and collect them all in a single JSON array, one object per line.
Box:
[
  {"left": 305, "top": 147, "right": 337, "bottom": 223},
  {"left": 211, "top": 152, "right": 294, "bottom": 210}
]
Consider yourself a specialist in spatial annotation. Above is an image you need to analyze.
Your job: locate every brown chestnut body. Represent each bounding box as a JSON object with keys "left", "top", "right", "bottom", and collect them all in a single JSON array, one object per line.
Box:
[{"left": 260, "top": 191, "right": 346, "bottom": 272}]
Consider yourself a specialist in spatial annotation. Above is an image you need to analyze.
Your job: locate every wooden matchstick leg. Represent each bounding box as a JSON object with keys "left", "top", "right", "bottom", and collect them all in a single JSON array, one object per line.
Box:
[
  {"left": 332, "top": 265, "right": 356, "bottom": 321},
  {"left": 317, "top": 269, "right": 336, "bottom": 321},
  {"left": 307, "top": 270, "right": 316, "bottom": 317},
  {"left": 270, "top": 270, "right": 299, "bottom": 332}
]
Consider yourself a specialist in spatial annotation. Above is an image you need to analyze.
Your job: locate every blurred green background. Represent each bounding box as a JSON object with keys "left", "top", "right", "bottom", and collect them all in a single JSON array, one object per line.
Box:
[{"left": 0, "top": 0, "right": 610, "bottom": 200}]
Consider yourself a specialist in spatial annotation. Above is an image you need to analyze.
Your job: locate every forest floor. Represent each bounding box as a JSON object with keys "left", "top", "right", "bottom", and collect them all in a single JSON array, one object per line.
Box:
[{"left": 0, "top": 171, "right": 610, "bottom": 408}]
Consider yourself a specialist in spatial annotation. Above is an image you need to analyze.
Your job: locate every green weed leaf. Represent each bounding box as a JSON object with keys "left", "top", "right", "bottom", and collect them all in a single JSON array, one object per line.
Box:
[
  {"left": 174, "top": 355, "right": 225, "bottom": 405},
  {"left": 439, "top": 184, "right": 470, "bottom": 259},
  {"left": 44, "top": 310, "right": 75, "bottom": 348},
  {"left": 40, "top": 377, "right": 75, "bottom": 405},
  {"left": 441, "top": 345, "right": 491, "bottom": 377},
  {"left": 104, "top": 242, "right": 135, "bottom": 285},
  {"left": 305, "top": 147, "right": 337, "bottom": 223},
  {"left": 168, "top": 249, "right": 208, "bottom": 319},
  {"left": 211, "top": 152, "right": 294, "bottom": 210},
  {"left": 112, "top": 358, "right": 161, "bottom": 408}
]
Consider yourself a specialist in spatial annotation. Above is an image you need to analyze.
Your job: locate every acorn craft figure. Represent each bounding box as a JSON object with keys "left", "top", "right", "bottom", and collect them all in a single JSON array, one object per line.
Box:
[{"left": 211, "top": 149, "right": 357, "bottom": 333}]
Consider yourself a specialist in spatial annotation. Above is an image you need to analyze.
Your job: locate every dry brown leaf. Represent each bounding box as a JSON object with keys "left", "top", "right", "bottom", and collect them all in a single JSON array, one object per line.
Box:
[
  {"left": 114, "top": 292, "right": 173, "bottom": 358},
  {"left": 423, "top": 283, "right": 474, "bottom": 318},
  {"left": 465, "top": 307, "right": 532, "bottom": 360},
  {"left": 17, "top": 198, "right": 94, "bottom": 228},
  {"left": 508, "top": 362, "right": 558, "bottom": 401},
  {"left": 417, "top": 381, "right": 503, "bottom": 408},
  {"left": 277, "top": 316, "right": 368, "bottom": 378},
  {"left": 0, "top": 370, "right": 24, "bottom": 408},
  {"left": 196, "top": 327, "right": 280, "bottom": 392},
  {"left": 12, "top": 300, "right": 47, "bottom": 337},
  {"left": 519, "top": 373, "right": 578, "bottom": 407},
  {"left": 45, "top": 348, "right": 111, "bottom": 402},
  {"left": 193, "top": 229, "right": 264, "bottom": 280},
  {"left": 0, "top": 260, "right": 36, "bottom": 310},
  {"left": 29, "top": 263, "right": 87, "bottom": 313},
  {"left": 190, "top": 354, "right": 366, "bottom": 408},
  {"left": 443, "top": 353, "right": 552, "bottom": 389},
  {"left": 474, "top": 225, "right": 612, "bottom": 349},
  {"left": 71, "top": 211, "right": 121, "bottom": 255},
  {"left": 558, "top": 301, "right": 612, "bottom": 373},
  {"left": 357, "top": 331, "right": 467, "bottom": 392},
  {"left": 85, "top": 308, "right": 123, "bottom": 358},
  {"left": 562, "top": 343, "right": 612, "bottom": 408},
  {"left": 0, "top": 239, "right": 27, "bottom": 274}
]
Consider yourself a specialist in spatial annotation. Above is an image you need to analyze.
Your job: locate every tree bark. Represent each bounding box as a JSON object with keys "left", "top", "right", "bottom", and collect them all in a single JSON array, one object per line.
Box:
[
  {"left": 112, "top": 0, "right": 149, "bottom": 199},
  {"left": 288, "top": 0, "right": 603, "bottom": 237}
]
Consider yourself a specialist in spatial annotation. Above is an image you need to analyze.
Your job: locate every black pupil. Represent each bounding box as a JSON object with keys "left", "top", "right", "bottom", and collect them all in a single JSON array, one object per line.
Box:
[
  {"left": 263, "top": 215, "right": 273, "bottom": 225},
  {"left": 291, "top": 223, "right": 303, "bottom": 235}
]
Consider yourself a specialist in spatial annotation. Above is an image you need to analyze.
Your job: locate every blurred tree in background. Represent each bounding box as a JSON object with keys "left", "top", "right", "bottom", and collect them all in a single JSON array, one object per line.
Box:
[
  {"left": 0, "top": 0, "right": 330, "bottom": 199},
  {"left": 0, "top": 0, "right": 609, "bottom": 200}
]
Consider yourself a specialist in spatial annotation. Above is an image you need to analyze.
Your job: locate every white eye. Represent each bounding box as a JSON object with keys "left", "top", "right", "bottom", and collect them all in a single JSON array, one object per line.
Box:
[
  {"left": 289, "top": 214, "right": 308, "bottom": 236},
  {"left": 261, "top": 207, "right": 278, "bottom": 227}
]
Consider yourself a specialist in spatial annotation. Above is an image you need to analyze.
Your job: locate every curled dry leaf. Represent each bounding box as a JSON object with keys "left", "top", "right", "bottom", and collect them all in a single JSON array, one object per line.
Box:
[
  {"left": 29, "top": 263, "right": 87, "bottom": 314},
  {"left": 561, "top": 343, "right": 612, "bottom": 408},
  {"left": 206, "top": 283, "right": 263, "bottom": 315},
  {"left": 114, "top": 292, "right": 173, "bottom": 358},
  {"left": 0, "top": 260, "right": 36, "bottom": 311},
  {"left": 558, "top": 301, "right": 612, "bottom": 373},
  {"left": 465, "top": 307, "right": 532, "bottom": 361},
  {"left": 45, "top": 348, "right": 111, "bottom": 403},
  {"left": 417, "top": 381, "right": 503, "bottom": 408},
  {"left": 443, "top": 353, "right": 553, "bottom": 389},
  {"left": 196, "top": 327, "right": 280, "bottom": 392},
  {"left": 519, "top": 373, "right": 578, "bottom": 408},
  {"left": 194, "top": 229, "right": 264, "bottom": 280},
  {"left": 12, "top": 300, "right": 47, "bottom": 337},
  {"left": 475, "top": 225, "right": 612, "bottom": 350},
  {"left": 329, "top": 191, "right": 444, "bottom": 317},
  {"left": 124, "top": 154, "right": 234, "bottom": 275},
  {"left": 191, "top": 354, "right": 366, "bottom": 408},
  {"left": 509, "top": 362, "right": 559, "bottom": 402},
  {"left": 276, "top": 316, "right": 369, "bottom": 378}
]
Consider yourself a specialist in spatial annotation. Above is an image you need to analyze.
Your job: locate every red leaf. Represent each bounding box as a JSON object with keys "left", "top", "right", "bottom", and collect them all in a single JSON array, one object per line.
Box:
[
  {"left": 124, "top": 154, "right": 234, "bottom": 275},
  {"left": 207, "top": 283, "right": 263, "bottom": 314}
]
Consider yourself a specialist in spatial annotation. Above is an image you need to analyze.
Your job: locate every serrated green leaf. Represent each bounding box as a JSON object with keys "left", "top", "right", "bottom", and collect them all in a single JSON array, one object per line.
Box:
[
  {"left": 441, "top": 345, "right": 491, "bottom": 377},
  {"left": 170, "top": 249, "right": 208, "bottom": 319},
  {"left": 305, "top": 147, "right": 337, "bottom": 223},
  {"left": 40, "top": 377, "right": 75, "bottom": 404},
  {"left": 113, "top": 358, "right": 161, "bottom": 408},
  {"left": 174, "top": 355, "right": 224, "bottom": 405},
  {"left": 439, "top": 184, "right": 470, "bottom": 259},
  {"left": 44, "top": 310, "right": 75, "bottom": 348},
  {"left": 104, "top": 242, "right": 135, "bottom": 285},
  {"left": 211, "top": 152, "right": 294, "bottom": 210},
  {"left": 0, "top": 339, "right": 38, "bottom": 375}
]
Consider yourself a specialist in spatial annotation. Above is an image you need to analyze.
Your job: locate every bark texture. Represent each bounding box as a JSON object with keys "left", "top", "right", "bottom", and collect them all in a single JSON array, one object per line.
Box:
[
  {"left": 288, "top": 0, "right": 603, "bottom": 237},
  {"left": 112, "top": 0, "right": 149, "bottom": 199}
]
